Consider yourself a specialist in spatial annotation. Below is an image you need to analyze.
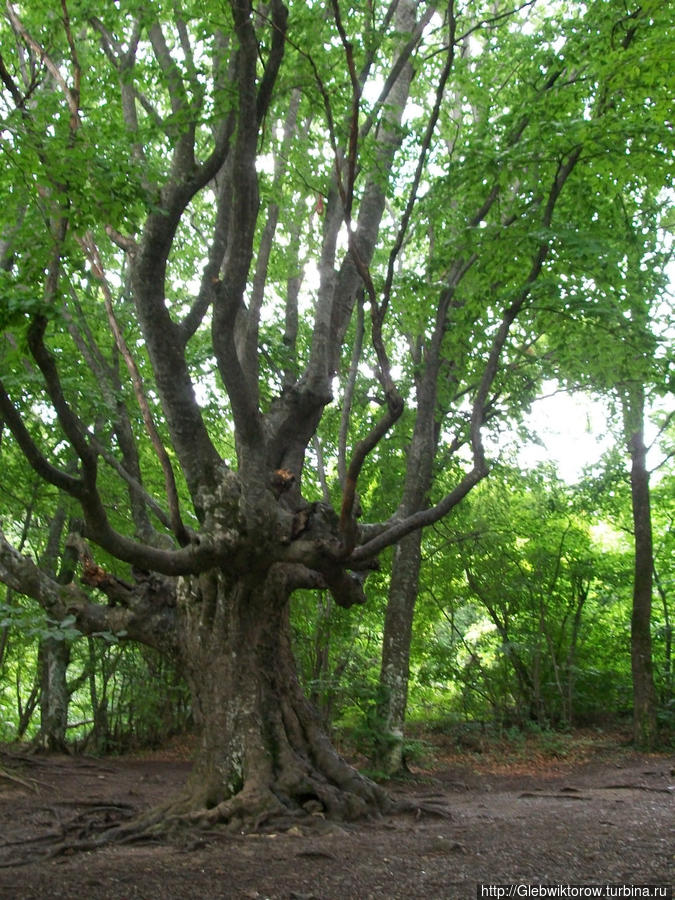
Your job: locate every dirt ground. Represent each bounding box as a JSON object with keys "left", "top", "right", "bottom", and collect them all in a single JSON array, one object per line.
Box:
[{"left": 0, "top": 730, "right": 672, "bottom": 900}]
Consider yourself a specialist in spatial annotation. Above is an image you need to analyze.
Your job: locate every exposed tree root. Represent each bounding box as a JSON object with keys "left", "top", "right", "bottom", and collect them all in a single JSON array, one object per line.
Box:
[
  {"left": 0, "top": 801, "right": 139, "bottom": 867},
  {"left": 602, "top": 783, "right": 674, "bottom": 793},
  {"left": 0, "top": 771, "right": 451, "bottom": 868},
  {"left": 0, "top": 765, "right": 40, "bottom": 793},
  {"left": 0, "top": 565, "right": 456, "bottom": 869}
]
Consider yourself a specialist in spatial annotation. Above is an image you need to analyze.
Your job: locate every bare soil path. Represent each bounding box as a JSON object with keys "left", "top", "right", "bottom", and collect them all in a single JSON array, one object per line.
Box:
[{"left": 0, "top": 731, "right": 672, "bottom": 899}]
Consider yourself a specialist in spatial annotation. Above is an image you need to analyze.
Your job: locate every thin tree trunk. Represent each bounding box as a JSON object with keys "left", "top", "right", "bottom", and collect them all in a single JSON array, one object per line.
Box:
[
  {"left": 622, "top": 384, "right": 658, "bottom": 749},
  {"left": 16, "top": 672, "right": 40, "bottom": 738},
  {"left": 85, "top": 636, "right": 111, "bottom": 754},
  {"left": 37, "top": 507, "right": 77, "bottom": 752},
  {"left": 0, "top": 616, "right": 8, "bottom": 671},
  {"left": 37, "top": 637, "right": 71, "bottom": 752},
  {"left": 376, "top": 531, "right": 422, "bottom": 773},
  {"left": 373, "top": 310, "right": 442, "bottom": 774},
  {"left": 464, "top": 566, "right": 537, "bottom": 722},
  {"left": 653, "top": 565, "right": 671, "bottom": 703},
  {"left": 308, "top": 592, "right": 333, "bottom": 725},
  {"left": 565, "top": 579, "right": 589, "bottom": 726}
]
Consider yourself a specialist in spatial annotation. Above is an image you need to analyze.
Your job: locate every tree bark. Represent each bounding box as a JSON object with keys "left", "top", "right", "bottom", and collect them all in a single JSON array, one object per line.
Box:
[
  {"left": 622, "top": 384, "right": 658, "bottom": 749},
  {"left": 376, "top": 531, "right": 422, "bottom": 773},
  {"left": 36, "top": 505, "right": 72, "bottom": 752},
  {"left": 172, "top": 564, "right": 390, "bottom": 828},
  {"left": 37, "top": 637, "right": 71, "bottom": 752}
]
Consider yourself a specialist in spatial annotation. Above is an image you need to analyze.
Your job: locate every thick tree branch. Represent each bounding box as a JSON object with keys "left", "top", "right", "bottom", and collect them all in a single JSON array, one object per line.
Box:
[
  {"left": 382, "top": 1, "right": 456, "bottom": 309},
  {"left": 0, "top": 530, "right": 178, "bottom": 653},
  {"left": 131, "top": 217, "right": 225, "bottom": 500},
  {"left": 353, "top": 124, "right": 586, "bottom": 563},
  {"left": 78, "top": 514, "right": 233, "bottom": 578},
  {"left": 179, "top": 114, "right": 237, "bottom": 345},
  {"left": 0, "top": 48, "right": 23, "bottom": 107},
  {"left": 27, "top": 315, "right": 97, "bottom": 480},
  {"left": 211, "top": 0, "right": 265, "bottom": 454},
  {"left": 339, "top": 395, "right": 403, "bottom": 548},
  {"left": 91, "top": 15, "right": 162, "bottom": 147},
  {"left": 358, "top": 5, "right": 437, "bottom": 143},
  {"left": 89, "top": 436, "right": 173, "bottom": 535},
  {"left": 338, "top": 294, "right": 365, "bottom": 487},
  {"left": 148, "top": 20, "right": 189, "bottom": 117},
  {"left": 330, "top": 0, "right": 361, "bottom": 218},
  {"left": 350, "top": 464, "right": 487, "bottom": 563},
  {"left": 62, "top": 296, "right": 164, "bottom": 542},
  {"left": 0, "top": 379, "right": 83, "bottom": 497},
  {"left": 244, "top": 88, "right": 301, "bottom": 393},
  {"left": 270, "top": 0, "right": 419, "bottom": 474}
]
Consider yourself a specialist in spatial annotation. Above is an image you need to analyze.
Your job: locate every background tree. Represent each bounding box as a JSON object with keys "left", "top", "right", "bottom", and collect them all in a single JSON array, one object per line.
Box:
[
  {"left": 372, "top": 0, "right": 673, "bottom": 769},
  {"left": 535, "top": 177, "right": 673, "bottom": 748}
]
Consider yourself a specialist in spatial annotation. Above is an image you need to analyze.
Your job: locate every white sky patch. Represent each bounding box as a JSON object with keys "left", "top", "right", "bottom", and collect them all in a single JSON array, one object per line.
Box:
[
  {"left": 514, "top": 385, "right": 669, "bottom": 485},
  {"left": 361, "top": 77, "right": 383, "bottom": 107},
  {"left": 591, "top": 521, "right": 630, "bottom": 553},
  {"left": 518, "top": 389, "right": 615, "bottom": 483},
  {"left": 256, "top": 153, "right": 275, "bottom": 176}
]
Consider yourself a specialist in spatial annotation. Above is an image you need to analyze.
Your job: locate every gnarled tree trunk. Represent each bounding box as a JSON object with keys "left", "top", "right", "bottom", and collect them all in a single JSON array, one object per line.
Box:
[{"left": 174, "top": 563, "right": 390, "bottom": 829}]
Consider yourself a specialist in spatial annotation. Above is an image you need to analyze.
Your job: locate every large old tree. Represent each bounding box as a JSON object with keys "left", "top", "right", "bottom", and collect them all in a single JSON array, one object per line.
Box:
[{"left": 0, "top": 0, "right": 670, "bottom": 829}]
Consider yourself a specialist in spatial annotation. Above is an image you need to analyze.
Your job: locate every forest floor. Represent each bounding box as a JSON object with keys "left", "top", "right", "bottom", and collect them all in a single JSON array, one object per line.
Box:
[{"left": 0, "top": 728, "right": 672, "bottom": 899}]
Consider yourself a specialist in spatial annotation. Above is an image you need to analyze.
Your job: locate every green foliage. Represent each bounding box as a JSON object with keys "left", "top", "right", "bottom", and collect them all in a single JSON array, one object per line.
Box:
[
  {"left": 0, "top": 0, "right": 672, "bottom": 757},
  {"left": 287, "top": 451, "right": 673, "bottom": 744},
  {"left": 68, "top": 642, "right": 191, "bottom": 752},
  {"left": 291, "top": 585, "right": 387, "bottom": 730},
  {"left": 403, "top": 464, "right": 664, "bottom": 729}
]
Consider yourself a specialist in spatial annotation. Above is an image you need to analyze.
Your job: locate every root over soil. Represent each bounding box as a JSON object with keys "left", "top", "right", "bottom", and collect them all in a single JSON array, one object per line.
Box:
[
  {"left": 0, "top": 750, "right": 451, "bottom": 867},
  {"left": 0, "top": 732, "right": 671, "bottom": 900}
]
